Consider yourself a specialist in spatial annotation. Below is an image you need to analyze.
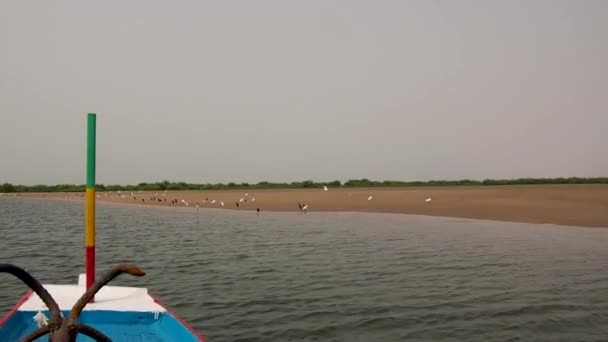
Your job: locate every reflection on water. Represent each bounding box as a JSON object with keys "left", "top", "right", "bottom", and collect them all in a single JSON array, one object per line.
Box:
[{"left": 1, "top": 198, "right": 608, "bottom": 341}]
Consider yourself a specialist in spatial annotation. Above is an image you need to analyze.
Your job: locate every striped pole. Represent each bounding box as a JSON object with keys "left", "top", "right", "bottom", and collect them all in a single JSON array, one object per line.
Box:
[{"left": 85, "top": 113, "right": 96, "bottom": 299}]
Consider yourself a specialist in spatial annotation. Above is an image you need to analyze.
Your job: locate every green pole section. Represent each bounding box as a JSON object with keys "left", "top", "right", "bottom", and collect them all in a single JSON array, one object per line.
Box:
[{"left": 87, "top": 113, "right": 96, "bottom": 188}]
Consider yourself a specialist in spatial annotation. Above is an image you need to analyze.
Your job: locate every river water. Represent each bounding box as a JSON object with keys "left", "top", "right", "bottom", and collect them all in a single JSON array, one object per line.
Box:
[{"left": 1, "top": 198, "right": 608, "bottom": 341}]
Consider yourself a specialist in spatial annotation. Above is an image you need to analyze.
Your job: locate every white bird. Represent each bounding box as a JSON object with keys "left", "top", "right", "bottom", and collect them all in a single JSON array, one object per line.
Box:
[
  {"left": 245, "top": 193, "right": 249, "bottom": 197},
  {"left": 220, "top": 201, "right": 224, "bottom": 207},
  {"left": 181, "top": 199, "right": 187, "bottom": 205},
  {"left": 302, "top": 204, "right": 308, "bottom": 211},
  {"left": 425, "top": 197, "right": 432, "bottom": 202},
  {"left": 323, "top": 186, "right": 328, "bottom": 192},
  {"left": 211, "top": 200, "right": 216, "bottom": 204},
  {"left": 251, "top": 197, "right": 256, "bottom": 202},
  {"left": 239, "top": 198, "right": 244, "bottom": 203},
  {"left": 368, "top": 196, "right": 373, "bottom": 201}
]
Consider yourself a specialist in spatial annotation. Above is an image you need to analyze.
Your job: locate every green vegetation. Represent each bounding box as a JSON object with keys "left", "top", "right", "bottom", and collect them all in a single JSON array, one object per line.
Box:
[{"left": 1, "top": 177, "right": 607, "bottom": 193}]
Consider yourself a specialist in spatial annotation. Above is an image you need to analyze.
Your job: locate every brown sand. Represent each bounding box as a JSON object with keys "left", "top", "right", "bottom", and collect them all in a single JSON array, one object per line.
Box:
[{"left": 6, "top": 184, "right": 608, "bottom": 228}]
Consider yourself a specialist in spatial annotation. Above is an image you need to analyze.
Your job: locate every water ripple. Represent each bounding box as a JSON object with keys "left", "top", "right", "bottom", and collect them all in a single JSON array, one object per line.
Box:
[{"left": 1, "top": 199, "right": 608, "bottom": 341}]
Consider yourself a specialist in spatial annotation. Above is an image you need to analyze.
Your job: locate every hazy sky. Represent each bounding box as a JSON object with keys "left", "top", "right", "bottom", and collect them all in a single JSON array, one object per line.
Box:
[{"left": 1, "top": 1, "right": 606, "bottom": 185}]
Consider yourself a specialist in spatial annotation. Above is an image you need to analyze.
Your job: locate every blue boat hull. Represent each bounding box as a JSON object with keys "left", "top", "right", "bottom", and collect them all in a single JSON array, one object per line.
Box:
[
  {"left": 0, "top": 280, "right": 207, "bottom": 342},
  {"left": 1, "top": 309, "right": 202, "bottom": 341}
]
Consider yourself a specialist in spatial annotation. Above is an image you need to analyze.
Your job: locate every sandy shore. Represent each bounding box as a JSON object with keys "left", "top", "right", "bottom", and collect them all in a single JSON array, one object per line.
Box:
[{"left": 4, "top": 184, "right": 608, "bottom": 228}]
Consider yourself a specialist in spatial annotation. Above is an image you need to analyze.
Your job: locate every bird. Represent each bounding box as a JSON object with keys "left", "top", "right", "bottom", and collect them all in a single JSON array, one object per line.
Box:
[
  {"left": 323, "top": 186, "right": 328, "bottom": 192},
  {"left": 251, "top": 197, "right": 256, "bottom": 202},
  {"left": 239, "top": 198, "right": 244, "bottom": 203},
  {"left": 257, "top": 208, "right": 260, "bottom": 214},
  {"left": 425, "top": 198, "right": 432, "bottom": 202},
  {"left": 367, "top": 196, "right": 373, "bottom": 201},
  {"left": 236, "top": 202, "right": 240, "bottom": 208},
  {"left": 211, "top": 200, "right": 216, "bottom": 204},
  {"left": 220, "top": 201, "right": 224, "bottom": 207}
]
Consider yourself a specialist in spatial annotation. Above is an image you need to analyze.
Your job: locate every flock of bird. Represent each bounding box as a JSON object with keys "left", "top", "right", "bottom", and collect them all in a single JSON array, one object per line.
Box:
[
  {"left": 87, "top": 190, "right": 266, "bottom": 213},
  {"left": 2, "top": 186, "right": 433, "bottom": 214}
]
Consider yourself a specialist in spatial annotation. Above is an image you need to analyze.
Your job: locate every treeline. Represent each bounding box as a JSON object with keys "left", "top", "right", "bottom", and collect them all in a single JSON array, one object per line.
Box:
[
  {"left": 343, "top": 177, "right": 608, "bottom": 187},
  {"left": 1, "top": 177, "right": 607, "bottom": 193}
]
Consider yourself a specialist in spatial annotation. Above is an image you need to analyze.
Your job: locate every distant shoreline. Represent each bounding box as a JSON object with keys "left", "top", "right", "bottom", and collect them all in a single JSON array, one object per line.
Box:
[
  {"left": 4, "top": 184, "right": 608, "bottom": 229},
  {"left": 1, "top": 177, "right": 607, "bottom": 193}
]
